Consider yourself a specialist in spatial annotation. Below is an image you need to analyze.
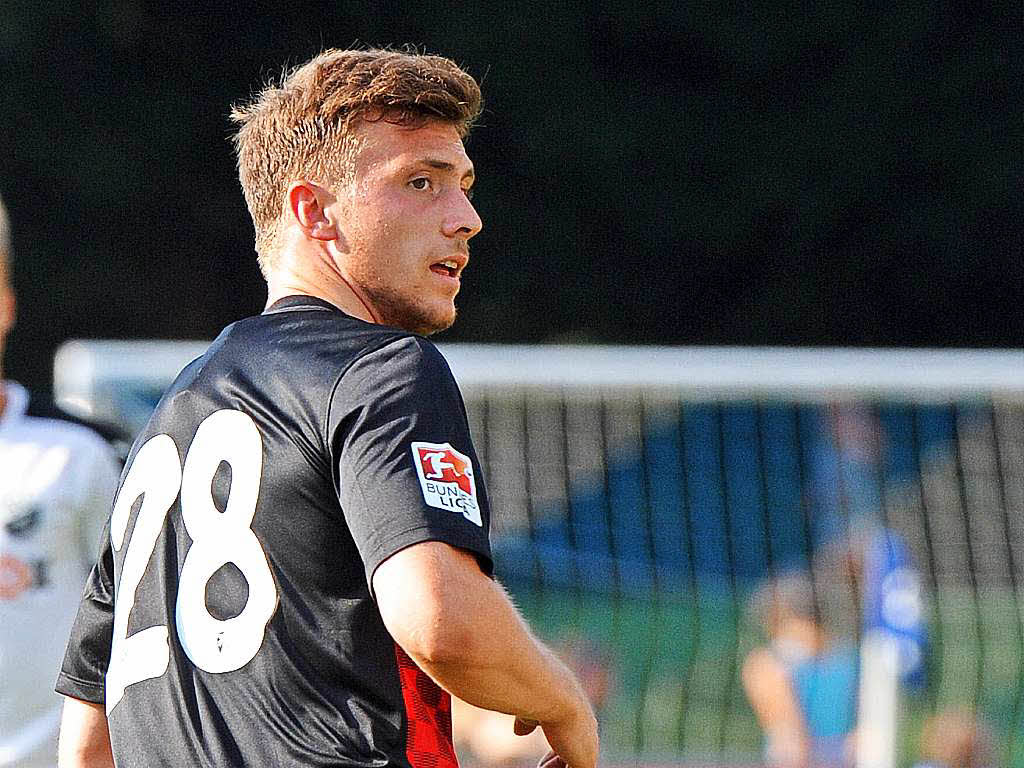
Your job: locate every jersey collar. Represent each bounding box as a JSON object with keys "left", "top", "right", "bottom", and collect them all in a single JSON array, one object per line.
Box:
[
  {"left": 263, "top": 295, "right": 348, "bottom": 316},
  {"left": 0, "top": 381, "right": 29, "bottom": 432}
]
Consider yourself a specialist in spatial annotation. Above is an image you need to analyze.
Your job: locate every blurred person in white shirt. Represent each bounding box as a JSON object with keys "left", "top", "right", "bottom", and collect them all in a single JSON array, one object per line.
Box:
[{"left": 0, "top": 192, "right": 121, "bottom": 768}]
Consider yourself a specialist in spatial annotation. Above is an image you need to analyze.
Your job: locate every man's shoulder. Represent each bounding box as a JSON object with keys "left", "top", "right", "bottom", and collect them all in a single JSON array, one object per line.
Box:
[
  {"left": 23, "top": 391, "right": 129, "bottom": 457},
  {"left": 159, "top": 307, "right": 434, "bottom": 426},
  {"left": 332, "top": 335, "right": 465, "bottom": 423},
  {"left": 243, "top": 299, "right": 413, "bottom": 350},
  {"left": 224, "top": 302, "right": 436, "bottom": 382},
  {"left": 341, "top": 332, "right": 454, "bottom": 383}
]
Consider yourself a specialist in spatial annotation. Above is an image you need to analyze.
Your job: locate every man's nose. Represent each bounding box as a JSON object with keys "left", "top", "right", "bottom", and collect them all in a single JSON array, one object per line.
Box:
[{"left": 442, "top": 191, "right": 483, "bottom": 239}]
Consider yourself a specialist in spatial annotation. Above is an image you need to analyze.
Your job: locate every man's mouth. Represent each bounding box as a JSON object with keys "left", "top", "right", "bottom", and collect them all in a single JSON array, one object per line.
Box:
[{"left": 430, "top": 259, "right": 461, "bottom": 278}]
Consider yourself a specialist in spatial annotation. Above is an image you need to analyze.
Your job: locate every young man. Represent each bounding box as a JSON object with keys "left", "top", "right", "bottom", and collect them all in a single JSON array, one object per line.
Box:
[
  {"left": 56, "top": 49, "right": 599, "bottom": 768},
  {"left": 0, "top": 195, "right": 122, "bottom": 768}
]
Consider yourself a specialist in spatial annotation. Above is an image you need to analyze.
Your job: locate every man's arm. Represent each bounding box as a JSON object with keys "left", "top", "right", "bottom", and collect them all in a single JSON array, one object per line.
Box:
[
  {"left": 740, "top": 648, "right": 809, "bottom": 767},
  {"left": 373, "top": 541, "right": 599, "bottom": 768},
  {"left": 58, "top": 697, "right": 114, "bottom": 768}
]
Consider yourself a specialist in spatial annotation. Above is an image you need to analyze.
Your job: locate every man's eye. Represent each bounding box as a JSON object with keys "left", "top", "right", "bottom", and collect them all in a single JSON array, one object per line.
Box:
[{"left": 410, "top": 178, "right": 430, "bottom": 191}]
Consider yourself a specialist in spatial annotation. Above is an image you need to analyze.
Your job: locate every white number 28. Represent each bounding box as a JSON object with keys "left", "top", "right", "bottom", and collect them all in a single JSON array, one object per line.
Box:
[{"left": 105, "top": 409, "right": 278, "bottom": 714}]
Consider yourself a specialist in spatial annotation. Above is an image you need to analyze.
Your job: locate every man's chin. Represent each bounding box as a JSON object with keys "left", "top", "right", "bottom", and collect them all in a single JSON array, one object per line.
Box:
[
  {"left": 382, "top": 306, "right": 456, "bottom": 336},
  {"left": 418, "top": 310, "right": 456, "bottom": 336}
]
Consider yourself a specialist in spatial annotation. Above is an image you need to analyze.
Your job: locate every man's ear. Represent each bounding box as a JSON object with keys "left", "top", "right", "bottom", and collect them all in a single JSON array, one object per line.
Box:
[{"left": 286, "top": 181, "right": 337, "bottom": 241}]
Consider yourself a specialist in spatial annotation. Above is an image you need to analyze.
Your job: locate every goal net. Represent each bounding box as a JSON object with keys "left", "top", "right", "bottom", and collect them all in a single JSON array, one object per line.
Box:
[{"left": 54, "top": 341, "right": 1024, "bottom": 767}]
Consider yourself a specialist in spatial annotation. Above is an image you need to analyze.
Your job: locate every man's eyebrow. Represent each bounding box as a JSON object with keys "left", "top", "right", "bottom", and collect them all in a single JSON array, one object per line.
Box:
[{"left": 422, "top": 158, "right": 475, "bottom": 180}]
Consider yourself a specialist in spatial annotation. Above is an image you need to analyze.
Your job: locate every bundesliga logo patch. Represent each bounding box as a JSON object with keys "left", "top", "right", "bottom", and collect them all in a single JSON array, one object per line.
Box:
[{"left": 411, "top": 442, "right": 482, "bottom": 527}]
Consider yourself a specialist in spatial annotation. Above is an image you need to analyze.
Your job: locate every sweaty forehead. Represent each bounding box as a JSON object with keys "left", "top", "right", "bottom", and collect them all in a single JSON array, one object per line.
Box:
[{"left": 353, "top": 120, "right": 472, "bottom": 178}]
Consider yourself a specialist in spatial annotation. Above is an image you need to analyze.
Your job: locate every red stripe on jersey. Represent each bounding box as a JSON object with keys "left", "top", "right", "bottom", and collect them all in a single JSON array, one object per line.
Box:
[{"left": 394, "top": 644, "right": 459, "bottom": 768}]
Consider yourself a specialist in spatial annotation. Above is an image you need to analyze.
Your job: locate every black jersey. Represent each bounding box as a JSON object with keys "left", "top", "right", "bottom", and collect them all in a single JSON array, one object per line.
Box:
[{"left": 56, "top": 295, "right": 492, "bottom": 768}]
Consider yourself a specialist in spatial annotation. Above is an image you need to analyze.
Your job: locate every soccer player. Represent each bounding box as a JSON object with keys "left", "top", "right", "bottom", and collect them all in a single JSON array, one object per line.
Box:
[
  {"left": 0, "top": 194, "right": 122, "bottom": 768},
  {"left": 741, "top": 573, "right": 858, "bottom": 768},
  {"left": 55, "top": 49, "right": 599, "bottom": 768}
]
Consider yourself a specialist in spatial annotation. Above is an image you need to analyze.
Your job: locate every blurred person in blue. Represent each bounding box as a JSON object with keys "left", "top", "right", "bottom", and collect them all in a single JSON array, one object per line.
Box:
[
  {"left": 0, "top": 192, "right": 122, "bottom": 767},
  {"left": 808, "top": 403, "right": 886, "bottom": 548},
  {"left": 742, "top": 572, "right": 859, "bottom": 768}
]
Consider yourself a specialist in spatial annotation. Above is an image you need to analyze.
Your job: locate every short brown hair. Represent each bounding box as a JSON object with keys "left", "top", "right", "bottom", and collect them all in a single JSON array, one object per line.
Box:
[{"left": 231, "top": 47, "right": 482, "bottom": 273}]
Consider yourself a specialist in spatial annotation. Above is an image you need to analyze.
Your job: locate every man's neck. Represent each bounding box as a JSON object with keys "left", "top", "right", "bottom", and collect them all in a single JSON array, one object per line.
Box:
[
  {"left": 0, "top": 378, "right": 7, "bottom": 420},
  {"left": 265, "top": 252, "right": 378, "bottom": 324},
  {"left": 265, "top": 281, "right": 375, "bottom": 322}
]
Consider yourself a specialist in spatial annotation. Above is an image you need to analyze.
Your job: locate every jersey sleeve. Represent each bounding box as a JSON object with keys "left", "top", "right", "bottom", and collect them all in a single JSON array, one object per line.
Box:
[
  {"left": 328, "top": 335, "right": 492, "bottom": 590},
  {"left": 55, "top": 517, "right": 115, "bottom": 705}
]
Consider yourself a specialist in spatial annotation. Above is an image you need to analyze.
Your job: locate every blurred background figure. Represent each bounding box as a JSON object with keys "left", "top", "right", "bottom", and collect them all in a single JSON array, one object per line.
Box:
[
  {"left": 0, "top": 193, "right": 122, "bottom": 767},
  {"left": 453, "top": 633, "right": 612, "bottom": 768},
  {"left": 911, "top": 710, "right": 994, "bottom": 768},
  {"left": 742, "top": 572, "right": 858, "bottom": 768},
  {"left": 807, "top": 402, "right": 887, "bottom": 555}
]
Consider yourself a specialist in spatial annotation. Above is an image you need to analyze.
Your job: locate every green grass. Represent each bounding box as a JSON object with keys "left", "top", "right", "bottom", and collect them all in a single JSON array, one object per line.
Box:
[
  {"left": 513, "top": 586, "right": 761, "bottom": 763},
  {"left": 511, "top": 585, "right": 1024, "bottom": 767}
]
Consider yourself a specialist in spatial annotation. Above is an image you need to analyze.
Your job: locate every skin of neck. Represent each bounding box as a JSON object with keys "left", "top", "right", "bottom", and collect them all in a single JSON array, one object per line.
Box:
[
  {"left": 263, "top": 222, "right": 378, "bottom": 324},
  {"left": 773, "top": 615, "right": 827, "bottom": 654}
]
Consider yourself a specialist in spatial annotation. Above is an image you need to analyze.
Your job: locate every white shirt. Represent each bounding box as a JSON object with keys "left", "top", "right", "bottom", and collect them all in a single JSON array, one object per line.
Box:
[{"left": 0, "top": 382, "right": 121, "bottom": 768}]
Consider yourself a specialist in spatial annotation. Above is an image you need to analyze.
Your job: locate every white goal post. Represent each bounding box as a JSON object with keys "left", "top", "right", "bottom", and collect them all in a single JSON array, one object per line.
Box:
[{"left": 54, "top": 340, "right": 1024, "bottom": 422}]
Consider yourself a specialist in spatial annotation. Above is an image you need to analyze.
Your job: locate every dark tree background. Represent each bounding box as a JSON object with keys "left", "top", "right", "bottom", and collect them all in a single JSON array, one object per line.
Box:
[{"left": 1, "top": 1, "right": 1020, "bottom": 394}]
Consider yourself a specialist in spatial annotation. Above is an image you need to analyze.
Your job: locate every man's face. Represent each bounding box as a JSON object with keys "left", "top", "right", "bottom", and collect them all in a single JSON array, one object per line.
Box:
[{"left": 329, "top": 118, "right": 482, "bottom": 335}]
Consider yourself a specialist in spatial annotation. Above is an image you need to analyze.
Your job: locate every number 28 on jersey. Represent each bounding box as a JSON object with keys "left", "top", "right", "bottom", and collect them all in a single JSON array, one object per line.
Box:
[{"left": 105, "top": 410, "right": 279, "bottom": 715}]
